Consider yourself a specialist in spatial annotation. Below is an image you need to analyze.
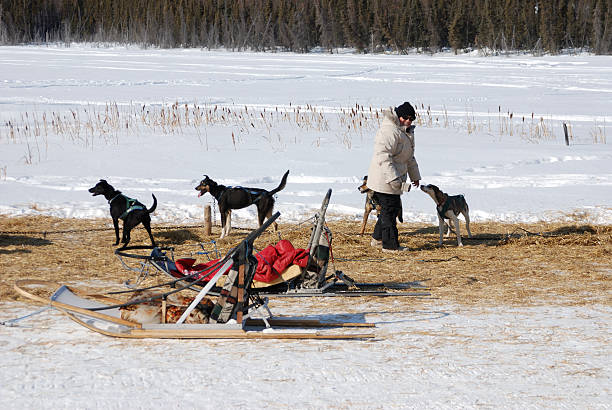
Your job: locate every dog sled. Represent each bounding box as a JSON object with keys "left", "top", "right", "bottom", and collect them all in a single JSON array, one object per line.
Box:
[
  {"left": 115, "top": 190, "right": 431, "bottom": 298},
  {"left": 13, "top": 213, "right": 375, "bottom": 340}
]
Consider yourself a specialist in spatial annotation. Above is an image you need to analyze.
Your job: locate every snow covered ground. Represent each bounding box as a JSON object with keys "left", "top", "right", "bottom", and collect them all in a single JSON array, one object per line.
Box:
[
  {"left": 0, "top": 45, "right": 611, "bottom": 226},
  {"left": 1, "top": 45, "right": 611, "bottom": 409},
  {"left": 1, "top": 299, "right": 610, "bottom": 409}
]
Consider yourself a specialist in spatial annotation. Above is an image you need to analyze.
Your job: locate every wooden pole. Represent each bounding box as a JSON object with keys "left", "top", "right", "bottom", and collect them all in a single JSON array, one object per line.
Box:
[
  {"left": 161, "top": 297, "right": 166, "bottom": 324},
  {"left": 563, "top": 122, "right": 570, "bottom": 146},
  {"left": 236, "top": 264, "right": 245, "bottom": 324},
  {"left": 204, "top": 205, "right": 212, "bottom": 235}
]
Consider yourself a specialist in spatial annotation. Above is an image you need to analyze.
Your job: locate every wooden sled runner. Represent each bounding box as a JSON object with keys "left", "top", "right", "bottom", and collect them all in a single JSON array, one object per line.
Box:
[
  {"left": 14, "top": 214, "right": 375, "bottom": 340},
  {"left": 14, "top": 280, "right": 374, "bottom": 339}
]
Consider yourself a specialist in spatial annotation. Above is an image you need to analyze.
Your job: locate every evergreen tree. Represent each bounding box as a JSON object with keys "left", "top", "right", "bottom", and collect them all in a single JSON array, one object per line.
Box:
[
  {"left": 0, "top": 0, "right": 608, "bottom": 54},
  {"left": 592, "top": 0, "right": 611, "bottom": 53},
  {"left": 477, "top": 0, "right": 496, "bottom": 50},
  {"left": 449, "top": 0, "right": 468, "bottom": 51},
  {"left": 540, "top": 0, "right": 559, "bottom": 52}
]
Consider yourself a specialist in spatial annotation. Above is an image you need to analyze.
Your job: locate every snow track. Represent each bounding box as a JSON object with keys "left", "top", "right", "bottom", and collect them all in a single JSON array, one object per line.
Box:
[{"left": 1, "top": 299, "right": 610, "bottom": 409}]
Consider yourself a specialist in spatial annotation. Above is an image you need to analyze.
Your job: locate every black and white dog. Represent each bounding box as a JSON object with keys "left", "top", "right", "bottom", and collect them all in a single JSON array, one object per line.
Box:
[
  {"left": 195, "top": 170, "right": 289, "bottom": 239},
  {"left": 89, "top": 179, "right": 157, "bottom": 249},
  {"left": 420, "top": 184, "right": 472, "bottom": 246}
]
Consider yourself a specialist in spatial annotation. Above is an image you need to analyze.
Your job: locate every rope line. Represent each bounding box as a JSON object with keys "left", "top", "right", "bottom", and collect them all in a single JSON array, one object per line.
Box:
[
  {"left": 0, "top": 223, "right": 255, "bottom": 237},
  {"left": 418, "top": 256, "right": 464, "bottom": 263},
  {"left": 0, "top": 306, "right": 51, "bottom": 327},
  {"left": 0, "top": 223, "right": 584, "bottom": 239},
  {"left": 0, "top": 215, "right": 317, "bottom": 238},
  {"left": 335, "top": 257, "right": 390, "bottom": 262}
]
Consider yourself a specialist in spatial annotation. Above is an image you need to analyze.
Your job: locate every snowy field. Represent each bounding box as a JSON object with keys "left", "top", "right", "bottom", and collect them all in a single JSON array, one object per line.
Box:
[
  {"left": 1, "top": 45, "right": 611, "bottom": 409},
  {"left": 1, "top": 298, "right": 610, "bottom": 409},
  {"left": 0, "top": 45, "right": 611, "bottom": 225}
]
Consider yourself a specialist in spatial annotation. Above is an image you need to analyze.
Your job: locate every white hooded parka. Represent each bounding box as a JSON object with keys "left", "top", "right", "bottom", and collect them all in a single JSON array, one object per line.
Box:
[{"left": 366, "top": 108, "right": 421, "bottom": 195}]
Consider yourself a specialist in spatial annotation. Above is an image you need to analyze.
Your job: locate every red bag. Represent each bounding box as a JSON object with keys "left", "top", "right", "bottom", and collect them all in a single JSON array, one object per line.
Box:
[
  {"left": 254, "top": 240, "right": 309, "bottom": 283},
  {"left": 175, "top": 258, "right": 232, "bottom": 282}
]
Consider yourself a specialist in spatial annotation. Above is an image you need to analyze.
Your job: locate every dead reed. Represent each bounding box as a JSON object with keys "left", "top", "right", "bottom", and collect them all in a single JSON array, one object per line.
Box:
[{"left": 4, "top": 101, "right": 605, "bottom": 167}]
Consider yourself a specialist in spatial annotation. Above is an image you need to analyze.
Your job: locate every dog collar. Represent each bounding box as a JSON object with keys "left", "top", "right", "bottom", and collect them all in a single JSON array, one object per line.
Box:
[{"left": 108, "top": 193, "right": 122, "bottom": 204}]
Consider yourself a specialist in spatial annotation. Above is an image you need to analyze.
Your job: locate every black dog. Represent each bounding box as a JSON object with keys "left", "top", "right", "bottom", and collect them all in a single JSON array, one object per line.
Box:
[
  {"left": 195, "top": 170, "right": 289, "bottom": 239},
  {"left": 89, "top": 179, "right": 157, "bottom": 249}
]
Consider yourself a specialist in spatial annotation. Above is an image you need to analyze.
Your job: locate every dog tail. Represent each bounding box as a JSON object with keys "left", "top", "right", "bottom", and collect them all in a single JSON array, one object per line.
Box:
[
  {"left": 269, "top": 170, "right": 290, "bottom": 196},
  {"left": 148, "top": 194, "right": 157, "bottom": 214}
]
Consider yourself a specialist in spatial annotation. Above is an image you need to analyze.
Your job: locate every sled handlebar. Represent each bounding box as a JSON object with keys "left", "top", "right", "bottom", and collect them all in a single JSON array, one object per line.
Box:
[{"left": 243, "top": 211, "right": 280, "bottom": 246}]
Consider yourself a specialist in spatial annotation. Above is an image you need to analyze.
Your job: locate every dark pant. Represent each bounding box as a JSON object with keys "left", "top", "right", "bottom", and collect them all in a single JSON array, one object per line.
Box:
[{"left": 371, "top": 192, "right": 402, "bottom": 250}]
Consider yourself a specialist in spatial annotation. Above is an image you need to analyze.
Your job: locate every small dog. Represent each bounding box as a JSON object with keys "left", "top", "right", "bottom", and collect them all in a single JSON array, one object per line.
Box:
[
  {"left": 420, "top": 184, "right": 472, "bottom": 246},
  {"left": 89, "top": 179, "right": 157, "bottom": 249},
  {"left": 195, "top": 170, "right": 289, "bottom": 239},
  {"left": 357, "top": 175, "right": 403, "bottom": 235}
]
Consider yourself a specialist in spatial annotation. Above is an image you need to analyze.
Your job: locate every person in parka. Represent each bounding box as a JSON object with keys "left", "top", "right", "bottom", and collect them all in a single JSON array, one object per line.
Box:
[{"left": 366, "top": 102, "right": 421, "bottom": 252}]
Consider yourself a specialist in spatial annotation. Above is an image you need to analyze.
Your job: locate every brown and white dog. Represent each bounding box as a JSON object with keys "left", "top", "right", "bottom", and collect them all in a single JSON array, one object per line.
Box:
[
  {"left": 357, "top": 175, "right": 403, "bottom": 235},
  {"left": 420, "top": 184, "right": 472, "bottom": 246}
]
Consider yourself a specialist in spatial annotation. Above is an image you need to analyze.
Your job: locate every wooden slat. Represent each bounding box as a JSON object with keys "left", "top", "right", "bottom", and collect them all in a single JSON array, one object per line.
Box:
[
  {"left": 251, "top": 265, "right": 302, "bottom": 288},
  {"left": 63, "top": 310, "right": 374, "bottom": 339},
  {"left": 130, "top": 328, "right": 248, "bottom": 338},
  {"left": 236, "top": 263, "right": 244, "bottom": 323}
]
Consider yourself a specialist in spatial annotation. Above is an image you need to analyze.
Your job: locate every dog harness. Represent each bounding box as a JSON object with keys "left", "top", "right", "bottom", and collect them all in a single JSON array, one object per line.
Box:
[
  {"left": 437, "top": 195, "right": 464, "bottom": 220},
  {"left": 109, "top": 194, "right": 145, "bottom": 220},
  {"left": 368, "top": 194, "right": 381, "bottom": 209},
  {"left": 222, "top": 186, "right": 265, "bottom": 203}
]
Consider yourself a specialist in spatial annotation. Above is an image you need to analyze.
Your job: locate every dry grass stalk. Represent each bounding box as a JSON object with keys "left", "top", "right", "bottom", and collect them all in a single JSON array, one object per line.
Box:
[
  {"left": 4, "top": 101, "right": 586, "bottom": 166},
  {"left": 1, "top": 216, "right": 610, "bottom": 308}
]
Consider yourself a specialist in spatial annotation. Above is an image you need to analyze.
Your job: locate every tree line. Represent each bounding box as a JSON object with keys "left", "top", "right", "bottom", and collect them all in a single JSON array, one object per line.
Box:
[{"left": 0, "top": 0, "right": 610, "bottom": 54}]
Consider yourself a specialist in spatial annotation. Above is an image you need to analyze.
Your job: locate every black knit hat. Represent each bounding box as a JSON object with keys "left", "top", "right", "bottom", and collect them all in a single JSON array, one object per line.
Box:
[{"left": 394, "top": 102, "right": 416, "bottom": 121}]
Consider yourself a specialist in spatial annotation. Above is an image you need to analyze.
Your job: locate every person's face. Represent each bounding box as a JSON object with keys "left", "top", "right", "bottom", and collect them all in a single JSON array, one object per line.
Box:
[{"left": 399, "top": 116, "right": 413, "bottom": 127}]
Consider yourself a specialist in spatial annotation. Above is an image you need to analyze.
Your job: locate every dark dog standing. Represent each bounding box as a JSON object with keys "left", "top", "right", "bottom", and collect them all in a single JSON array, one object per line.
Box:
[
  {"left": 89, "top": 179, "right": 157, "bottom": 249},
  {"left": 195, "top": 170, "right": 289, "bottom": 239},
  {"left": 358, "top": 175, "right": 403, "bottom": 235}
]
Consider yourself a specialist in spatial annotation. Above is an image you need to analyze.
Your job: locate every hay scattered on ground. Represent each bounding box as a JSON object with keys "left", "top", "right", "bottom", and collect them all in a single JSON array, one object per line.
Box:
[{"left": 1, "top": 216, "right": 610, "bottom": 306}]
